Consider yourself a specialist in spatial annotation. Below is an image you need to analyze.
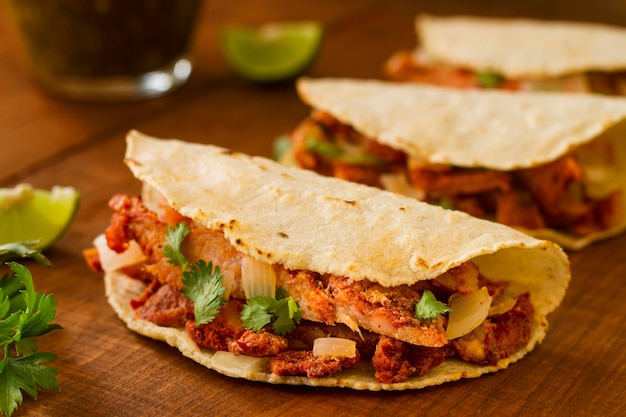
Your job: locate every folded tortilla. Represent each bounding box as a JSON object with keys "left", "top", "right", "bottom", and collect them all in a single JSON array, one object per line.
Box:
[
  {"left": 416, "top": 14, "right": 626, "bottom": 79},
  {"left": 293, "top": 77, "right": 626, "bottom": 250},
  {"left": 100, "top": 130, "right": 569, "bottom": 391},
  {"left": 384, "top": 15, "right": 626, "bottom": 94}
]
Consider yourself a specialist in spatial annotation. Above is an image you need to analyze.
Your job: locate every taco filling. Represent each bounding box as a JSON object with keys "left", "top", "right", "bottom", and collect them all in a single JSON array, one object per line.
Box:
[
  {"left": 86, "top": 192, "right": 535, "bottom": 384},
  {"left": 385, "top": 49, "right": 626, "bottom": 95}
]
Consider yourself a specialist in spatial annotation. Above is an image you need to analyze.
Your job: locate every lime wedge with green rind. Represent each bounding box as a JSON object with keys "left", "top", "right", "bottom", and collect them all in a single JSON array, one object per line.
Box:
[
  {"left": 219, "top": 21, "right": 323, "bottom": 82},
  {"left": 0, "top": 184, "right": 80, "bottom": 250}
]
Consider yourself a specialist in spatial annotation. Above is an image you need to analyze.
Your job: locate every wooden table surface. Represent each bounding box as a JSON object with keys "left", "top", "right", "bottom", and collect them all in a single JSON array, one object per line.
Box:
[{"left": 2, "top": 1, "right": 625, "bottom": 416}]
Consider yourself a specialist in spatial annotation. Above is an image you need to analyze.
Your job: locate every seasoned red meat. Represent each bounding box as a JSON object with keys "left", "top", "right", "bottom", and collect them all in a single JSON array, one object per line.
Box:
[
  {"left": 288, "top": 322, "right": 379, "bottom": 357},
  {"left": 452, "top": 292, "right": 534, "bottom": 365},
  {"left": 186, "top": 300, "right": 246, "bottom": 352},
  {"left": 97, "top": 193, "right": 538, "bottom": 384},
  {"left": 372, "top": 336, "right": 447, "bottom": 384},
  {"left": 228, "top": 330, "right": 288, "bottom": 357},
  {"left": 137, "top": 283, "right": 194, "bottom": 327},
  {"left": 407, "top": 161, "right": 511, "bottom": 197},
  {"left": 267, "top": 350, "right": 360, "bottom": 378}
]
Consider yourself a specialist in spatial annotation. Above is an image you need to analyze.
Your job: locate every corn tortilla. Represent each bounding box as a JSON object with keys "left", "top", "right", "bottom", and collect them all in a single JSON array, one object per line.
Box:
[{"left": 416, "top": 14, "right": 626, "bottom": 79}]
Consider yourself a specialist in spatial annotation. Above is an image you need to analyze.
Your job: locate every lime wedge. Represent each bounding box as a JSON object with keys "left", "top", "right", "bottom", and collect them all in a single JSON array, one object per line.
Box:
[
  {"left": 219, "top": 21, "right": 323, "bottom": 82},
  {"left": 0, "top": 184, "right": 80, "bottom": 250}
]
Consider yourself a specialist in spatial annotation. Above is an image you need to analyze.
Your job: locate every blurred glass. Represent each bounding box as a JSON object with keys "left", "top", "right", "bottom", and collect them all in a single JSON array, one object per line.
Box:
[{"left": 6, "top": 0, "right": 202, "bottom": 101}]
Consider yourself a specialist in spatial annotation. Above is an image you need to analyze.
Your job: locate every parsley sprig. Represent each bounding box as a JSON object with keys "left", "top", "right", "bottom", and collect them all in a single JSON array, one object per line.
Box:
[
  {"left": 241, "top": 287, "right": 302, "bottom": 336},
  {"left": 0, "top": 242, "right": 61, "bottom": 417},
  {"left": 164, "top": 223, "right": 226, "bottom": 326},
  {"left": 415, "top": 290, "right": 452, "bottom": 320}
]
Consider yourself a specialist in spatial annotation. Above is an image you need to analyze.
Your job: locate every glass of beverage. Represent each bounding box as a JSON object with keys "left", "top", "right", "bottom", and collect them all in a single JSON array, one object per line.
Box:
[{"left": 6, "top": 0, "right": 202, "bottom": 101}]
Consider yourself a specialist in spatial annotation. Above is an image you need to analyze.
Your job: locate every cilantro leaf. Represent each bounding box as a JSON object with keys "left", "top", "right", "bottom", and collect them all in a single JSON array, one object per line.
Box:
[
  {"left": 164, "top": 223, "right": 230, "bottom": 327},
  {"left": 271, "top": 297, "right": 301, "bottom": 335},
  {"left": 182, "top": 260, "right": 226, "bottom": 326},
  {"left": 241, "top": 288, "right": 302, "bottom": 336},
  {"left": 163, "top": 223, "right": 190, "bottom": 270},
  {"left": 476, "top": 71, "right": 504, "bottom": 88},
  {"left": 415, "top": 290, "right": 452, "bottom": 320},
  {"left": 240, "top": 298, "right": 273, "bottom": 332}
]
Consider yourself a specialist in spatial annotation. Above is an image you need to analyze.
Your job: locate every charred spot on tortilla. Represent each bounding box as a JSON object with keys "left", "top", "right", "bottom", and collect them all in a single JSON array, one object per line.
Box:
[
  {"left": 324, "top": 196, "right": 357, "bottom": 206},
  {"left": 220, "top": 219, "right": 237, "bottom": 232},
  {"left": 277, "top": 232, "right": 289, "bottom": 239}
]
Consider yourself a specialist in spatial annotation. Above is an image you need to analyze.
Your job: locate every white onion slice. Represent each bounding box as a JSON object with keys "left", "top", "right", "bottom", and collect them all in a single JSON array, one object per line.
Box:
[
  {"left": 488, "top": 294, "right": 517, "bottom": 317},
  {"left": 211, "top": 351, "right": 267, "bottom": 374},
  {"left": 313, "top": 337, "right": 357, "bottom": 358},
  {"left": 241, "top": 256, "right": 276, "bottom": 299},
  {"left": 379, "top": 172, "right": 425, "bottom": 200},
  {"left": 221, "top": 269, "right": 235, "bottom": 300},
  {"left": 93, "top": 234, "right": 146, "bottom": 273},
  {"left": 446, "top": 286, "right": 492, "bottom": 340}
]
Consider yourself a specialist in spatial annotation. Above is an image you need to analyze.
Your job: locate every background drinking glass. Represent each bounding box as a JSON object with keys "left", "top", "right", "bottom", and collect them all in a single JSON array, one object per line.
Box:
[{"left": 5, "top": 0, "right": 202, "bottom": 101}]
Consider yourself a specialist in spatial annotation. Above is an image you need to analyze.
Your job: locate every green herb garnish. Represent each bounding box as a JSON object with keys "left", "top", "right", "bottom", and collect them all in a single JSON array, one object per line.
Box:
[
  {"left": 164, "top": 223, "right": 227, "bottom": 327},
  {"left": 415, "top": 290, "right": 452, "bottom": 320},
  {"left": 436, "top": 198, "right": 454, "bottom": 210},
  {"left": 476, "top": 71, "right": 504, "bottom": 88},
  {"left": 273, "top": 135, "right": 293, "bottom": 162},
  {"left": 182, "top": 261, "right": 227, "bottom": 326},
  {"left": 304, "top": 137, "right": 386, "bottom": 165},
  {"left": 241, "top": 287, "right": 301, "bottom": 336},
  {"left": 0, "top": 241, "right": 52, "bottom": 267},
  {"left": 164, "top": 223, "right": 191, "bottom": 270},
  {"left": 0, "top": 243, "right": 61, "bottom": 417}
]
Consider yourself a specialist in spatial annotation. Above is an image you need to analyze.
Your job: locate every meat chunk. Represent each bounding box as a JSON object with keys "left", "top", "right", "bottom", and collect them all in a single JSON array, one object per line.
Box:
[
  {"left": 372, "top": 336, "right": 447, "bottom": 384},
  {"left": 451, "top": 292, "right": 534, "bottom": 365},
  {"left": 228, "top": 330, "right": 288, "bottom": 357},
  {"left": 267, "top": 349, "right": 360, "bottom": 378},
  {"left": 288, "top": 322, "right": 379, "bottom": 357},
  {"left": 137, "top": 283, "right": 194, "bottom": 327},
  {"left": 186, "top": 300, "right": 246, "bottom": 352},
  {"left": 496, "top": 191, "right": 546, "bottom": 230},
  {"left": 407, "top": 160, "right": 511, "bottom": 198}
]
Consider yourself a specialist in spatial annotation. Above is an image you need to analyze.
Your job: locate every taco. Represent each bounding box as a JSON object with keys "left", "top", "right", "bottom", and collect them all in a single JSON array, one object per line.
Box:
[
  {"left": 385, "top": 14, "right": 626, "bottom": 94},
  {"left": 84, "top": 130, "right": 569, "bottom": 391},
  {"left": 280, "top": 77, "right": 626, "bottom": 250}
]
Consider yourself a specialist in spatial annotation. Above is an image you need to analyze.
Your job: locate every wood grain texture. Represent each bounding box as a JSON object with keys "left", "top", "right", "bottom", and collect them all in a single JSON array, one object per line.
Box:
[{"left": 1, "top": 1, "right": 625, "bottom": 416}]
